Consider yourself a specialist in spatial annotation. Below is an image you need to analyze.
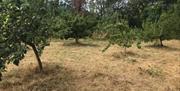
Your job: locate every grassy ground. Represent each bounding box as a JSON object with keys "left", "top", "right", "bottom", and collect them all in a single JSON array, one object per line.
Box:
[{"left": 0, "top": 39, "right": 180, "bottom": 91}]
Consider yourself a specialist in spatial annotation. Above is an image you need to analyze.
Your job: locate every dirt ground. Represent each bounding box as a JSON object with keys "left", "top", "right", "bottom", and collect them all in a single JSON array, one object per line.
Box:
[{"left": 0, "top": 39, "right": 180, "bottom": 91}]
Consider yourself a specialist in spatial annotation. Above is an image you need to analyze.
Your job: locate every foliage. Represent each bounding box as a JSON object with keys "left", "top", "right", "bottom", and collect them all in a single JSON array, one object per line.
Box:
[
  {"left": 93, "top": 13, "right": 121, "bottom": 40},
  {"left": 0, "top": 0, "right": 50, "bottom": 79},
  {"left": 103, "top": 23, "right": 141, "bottom": 54},
  {"left": 58, "top": 12, "right": 98, "bottom": 43},
  {"left": 143, "top": 0, "right": 180, "bottom": 46}
]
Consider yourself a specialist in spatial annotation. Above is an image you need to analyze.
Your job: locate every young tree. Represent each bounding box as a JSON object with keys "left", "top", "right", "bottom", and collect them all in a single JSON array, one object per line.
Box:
[
  {"left": 0, "top": 0, "right": 50, "bottom": 80},
  {"left": 143, "top": 0, "right": 180, "bottom": 46},
  {"left": 103, "top": 22, "right": 141, "bottom": 55},
  {"left": 58, "top": 11, "right": 97, "bottom": 44}
]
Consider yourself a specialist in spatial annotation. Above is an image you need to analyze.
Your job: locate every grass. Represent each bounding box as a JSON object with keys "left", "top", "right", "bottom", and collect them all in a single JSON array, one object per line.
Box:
[
  {"left": 0, "top": 39, "right": 180, "bottom": 91},
  {"left": 139, "top": 66, "right": 163, "bottom": 77}
]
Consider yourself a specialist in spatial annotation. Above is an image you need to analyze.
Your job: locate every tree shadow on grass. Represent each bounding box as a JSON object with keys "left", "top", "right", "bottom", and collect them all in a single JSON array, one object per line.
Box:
[
  {"left": 145, "top": 45, "right": 180, "bottom": 52},
  {"left": 111, "top": 51, "right": 153, "bottom": 63},
  {"left": 63, "top": 42, "right": 100, "bottom": 47},
  {"left": 112, "top": 51, "right": 140, "bottom": 59},
  {"left": 0, "top": 62, "right": 75, "bottom": 91}
]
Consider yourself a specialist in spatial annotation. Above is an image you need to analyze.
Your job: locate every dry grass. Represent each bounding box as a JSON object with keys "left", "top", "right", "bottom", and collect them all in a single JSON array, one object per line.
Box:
[{"left": 0, "top": 39, "right": 180, "bottom": 91}]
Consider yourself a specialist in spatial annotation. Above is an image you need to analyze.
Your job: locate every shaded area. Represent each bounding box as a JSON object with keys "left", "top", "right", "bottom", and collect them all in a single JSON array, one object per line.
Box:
[
  {"left": 0, "top": 62, "right": 75, "bottom": 91},
  {"left": 145, "top": 45, "right": 180, "bottom": 52},
  {"left": 112, "top": 51, "right": 140, "bottom": 59},
  {"left": 63, "top": 42, "right": 100, "bottom": 47}
]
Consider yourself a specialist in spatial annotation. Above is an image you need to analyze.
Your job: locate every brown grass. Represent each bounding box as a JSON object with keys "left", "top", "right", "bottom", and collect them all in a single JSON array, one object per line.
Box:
[{"left": 0, "top": 39, "right": 180, "bottom": 91}]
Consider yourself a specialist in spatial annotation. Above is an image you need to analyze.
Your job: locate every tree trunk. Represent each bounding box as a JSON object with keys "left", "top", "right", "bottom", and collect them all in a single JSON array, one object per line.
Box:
[
  {"left": 31, "top": 44, "right": 43, "bottom": 72},
  {"left": 0, "top": 73, "right": 2, "bottom": 81},
  {"left": 75, "top": 38, "right": 79, "bottom": 44},
  {"left": 159, "top": 36, "right": 163, "bottom": 47},
  {"left": 124, "top": 47, "right": 127, "bottom": 56},
  {"left": 72, "top": 0, "right": 85, "bottom": 13}
]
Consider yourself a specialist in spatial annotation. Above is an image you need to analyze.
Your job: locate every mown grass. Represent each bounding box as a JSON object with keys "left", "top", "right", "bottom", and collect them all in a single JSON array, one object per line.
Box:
[{"left": 0, "top": 39, "right": 180, "bottom": 91}]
